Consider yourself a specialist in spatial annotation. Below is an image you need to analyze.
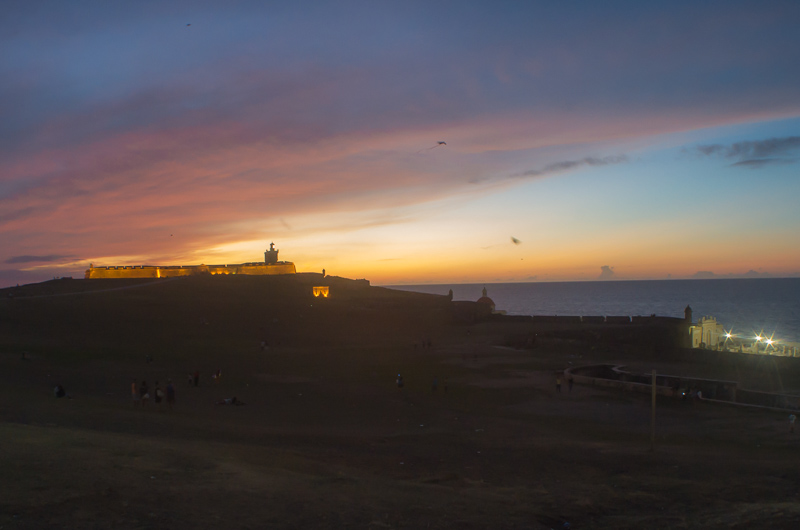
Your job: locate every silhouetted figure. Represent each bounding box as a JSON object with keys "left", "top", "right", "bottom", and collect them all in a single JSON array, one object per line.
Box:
[
  {"left": 140, "top": 380, "right": 150, "bottom": 406},
  {"left": 396, "top": 374, "right": 404, "bottom": 389},
  {"left": 132, "top": 380, "right": 140, "bottom": 407},
  {"left": 556, "top": 374, "right": 562, "bottom": 393},
  {"left": 166, "top": 380, "right": 175, "bottom": 410},
  {"left": 217, "top": 397, "right": 245, "bottom": 406},
  {"left": 193, "top": 371, "right": 200, "bottom": 387},
  {"left": 154, "top": 382, "right": 163, "bottom": 407},
  {"left": 322, "top": 268, "right": 326, "bottom": 277}
]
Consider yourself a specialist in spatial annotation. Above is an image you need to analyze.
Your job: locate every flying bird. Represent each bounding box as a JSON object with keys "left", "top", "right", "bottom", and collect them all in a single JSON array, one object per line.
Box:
[{"left": 511, "top": 237, "right": 521, "bottom": 245}]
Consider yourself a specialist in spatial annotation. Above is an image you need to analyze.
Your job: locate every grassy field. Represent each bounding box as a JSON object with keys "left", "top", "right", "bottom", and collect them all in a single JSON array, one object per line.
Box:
[{"left": 2, "top": 276, "right": 800, "bottom": 529}]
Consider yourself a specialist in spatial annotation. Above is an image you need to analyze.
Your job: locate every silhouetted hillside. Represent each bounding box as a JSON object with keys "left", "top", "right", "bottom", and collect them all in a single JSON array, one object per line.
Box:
[{"left": 0, "top": 275, "right": 454, "bottom": 360}]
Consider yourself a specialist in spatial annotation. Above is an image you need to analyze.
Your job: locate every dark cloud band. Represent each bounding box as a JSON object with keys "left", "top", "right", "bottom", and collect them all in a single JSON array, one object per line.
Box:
[
  {"left": 517, "top": 155, "right": 629, "bottom": 178},
  {"left": 5, "top": 255, "right": 73, "bottom": 264},
  {"left": 695, "top": 136, "right": 800, "bottom": 161}
]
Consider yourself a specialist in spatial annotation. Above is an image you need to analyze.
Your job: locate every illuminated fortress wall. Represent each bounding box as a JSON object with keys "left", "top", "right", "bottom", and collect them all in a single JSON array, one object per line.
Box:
[{"left": 85, "top": 244, "right": 296, "bottom": 279}]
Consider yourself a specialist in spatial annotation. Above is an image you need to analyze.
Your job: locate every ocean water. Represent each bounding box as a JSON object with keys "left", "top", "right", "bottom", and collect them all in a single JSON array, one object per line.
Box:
[{"left": 385, "top": 279, "right": 800, "bottom": 344}]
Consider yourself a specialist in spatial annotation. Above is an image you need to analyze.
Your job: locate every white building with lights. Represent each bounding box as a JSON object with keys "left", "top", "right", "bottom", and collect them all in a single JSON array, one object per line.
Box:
[
  {"left": 689, "top": 315, "right": 725, "bottom": 349},
  {"left": 688, "top": 313, "right": 799, "bottom": 356}
]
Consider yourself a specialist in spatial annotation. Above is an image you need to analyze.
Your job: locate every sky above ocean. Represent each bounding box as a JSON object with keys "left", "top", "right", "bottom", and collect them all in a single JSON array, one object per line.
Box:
[{"left": 2, "top": 1, "right": 800, "bottom": 287}]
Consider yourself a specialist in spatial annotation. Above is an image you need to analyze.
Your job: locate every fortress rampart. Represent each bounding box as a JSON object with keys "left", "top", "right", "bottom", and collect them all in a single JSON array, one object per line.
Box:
[{"left": 85, "top": 243, "right": 296, "bottom": 279}]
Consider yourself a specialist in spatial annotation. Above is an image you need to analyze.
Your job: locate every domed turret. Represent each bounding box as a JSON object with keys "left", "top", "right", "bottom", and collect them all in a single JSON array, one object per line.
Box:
[{"left": 477, "top": 286, "right": 496, "bottom": 312}]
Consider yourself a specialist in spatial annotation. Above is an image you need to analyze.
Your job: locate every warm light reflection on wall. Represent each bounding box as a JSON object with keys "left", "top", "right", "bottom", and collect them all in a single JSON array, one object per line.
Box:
[
  {"left": 312, "top": 286, "right": 329, "bottom": 298},
  {"left": 86, "top": 262, "right": 296, "bottom": 279}
]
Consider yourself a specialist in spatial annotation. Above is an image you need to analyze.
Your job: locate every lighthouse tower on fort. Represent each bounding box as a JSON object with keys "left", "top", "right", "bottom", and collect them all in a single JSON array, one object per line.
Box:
[{"left": 265, "top": 242, "right": 279, "bottom": 264}]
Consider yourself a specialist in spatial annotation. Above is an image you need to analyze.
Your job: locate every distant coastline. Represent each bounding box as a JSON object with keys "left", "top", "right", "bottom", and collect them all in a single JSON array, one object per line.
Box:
[{"left": 387, "top": 278, "right": 800, "bottom": 343}]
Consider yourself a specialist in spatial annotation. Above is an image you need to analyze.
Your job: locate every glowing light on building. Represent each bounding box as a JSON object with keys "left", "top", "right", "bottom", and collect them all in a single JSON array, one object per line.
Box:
[
  {"left": 691, "top": 319, "right": 796, "bottom": 356},
  {"left": 312, "top": 286, "right": 330, "bottom": 298}
]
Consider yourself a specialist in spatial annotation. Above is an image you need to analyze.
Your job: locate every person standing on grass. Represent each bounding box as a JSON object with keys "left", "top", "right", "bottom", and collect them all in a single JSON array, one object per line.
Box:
[
  {"left": 166, "top": 380, "right": 175, "bottom": 410},
  {"left": 154, "top": 381, "right": 164, "bottom": 408},
  {"left": 132, "top": 380, "right": 140, "bottom": 408},
  {"left": 140, "top": 380, "right": 150, "bottom": 407}
]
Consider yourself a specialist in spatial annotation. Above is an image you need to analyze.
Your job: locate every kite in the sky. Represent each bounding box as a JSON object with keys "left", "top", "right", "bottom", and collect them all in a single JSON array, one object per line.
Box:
[
  {"left": 417, "top": 141, "right": 447, "bottom": 153},
  {"left": 511, "top": 237, "right": 521, "bottom": 245}
]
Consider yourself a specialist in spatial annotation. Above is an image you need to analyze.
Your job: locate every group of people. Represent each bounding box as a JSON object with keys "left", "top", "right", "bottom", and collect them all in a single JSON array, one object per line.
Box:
[
  {"left": 395, "top": 374, "right": 448, "bottom": 393},
  {"left": 142, "top": 368, "right": 243, "bottom": 407},
  {"left": 132, "top": 379, "right": 175, "bottom": 409},
  {"left": 555, "top": 373, "right": 574, "bottom": 393},
  {"left": 186, "top": 369, "right": 224, "bottom": 386}
]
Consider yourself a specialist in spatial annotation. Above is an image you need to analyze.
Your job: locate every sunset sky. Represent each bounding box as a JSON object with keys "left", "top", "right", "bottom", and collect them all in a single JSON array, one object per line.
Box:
[{"left": 2, "top": 1, "right": 800, "bottom": 287}]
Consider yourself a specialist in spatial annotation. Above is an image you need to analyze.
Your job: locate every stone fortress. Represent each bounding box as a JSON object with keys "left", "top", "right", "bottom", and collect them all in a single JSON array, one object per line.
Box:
[{"left": 85, "top": 243, "right": 296, "bottom": 279}]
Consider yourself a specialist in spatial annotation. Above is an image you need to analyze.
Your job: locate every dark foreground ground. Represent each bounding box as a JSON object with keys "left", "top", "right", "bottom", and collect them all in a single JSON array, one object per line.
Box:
[{"left": 2, "top": 277, "right": 800, "bottom": 529}]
